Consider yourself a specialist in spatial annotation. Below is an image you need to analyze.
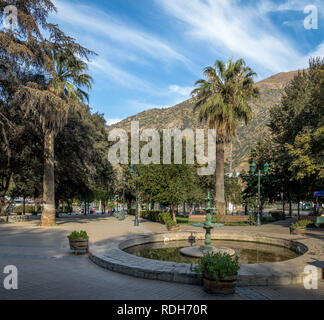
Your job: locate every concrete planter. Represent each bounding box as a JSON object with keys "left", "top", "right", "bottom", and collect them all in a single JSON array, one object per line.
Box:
[
  {"left": 167, "top": 225, "right": 180, "bottom": 232},
  {"left": 69, "top": 238, "right": 89, "bottom": 255},
  {"left": 203, "top": 275, "right": 237, "bottom": 295},
  {"left": 290, "top": 227, "right": 306, "bottom": 236}
]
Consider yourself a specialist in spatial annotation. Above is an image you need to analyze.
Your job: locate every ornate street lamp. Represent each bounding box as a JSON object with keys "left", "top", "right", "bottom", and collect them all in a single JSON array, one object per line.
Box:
[
  {"left": 122, "top": 178, "right": 126, "bottom": 215},
  {"left": 129, "top": 164, "right": 144, "bottom": 227},
  {"left": 281, "top": 191, "right": 285, "bottom": 220},
  {"left": 251, "top": 162, "right": 270, "bottom": 226}
]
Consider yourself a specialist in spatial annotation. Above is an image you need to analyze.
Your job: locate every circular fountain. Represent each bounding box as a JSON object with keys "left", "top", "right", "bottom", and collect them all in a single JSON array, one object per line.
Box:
[
  {"left": 89, "top": 194, "right": 315, "bottom": 287},
  {"left": 180, "top": 192, "right": 235, "bottom": 258}
]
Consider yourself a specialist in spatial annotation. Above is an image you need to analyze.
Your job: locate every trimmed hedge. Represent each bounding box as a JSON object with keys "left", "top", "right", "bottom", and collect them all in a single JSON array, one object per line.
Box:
[
  {"left": 12, "top": 205, "right": 37, "bottom": 214},
  {"left": 270, "top": 211, "right": 283, "bottom": 221},
  {"left": 261, "top": 216, "right": 276, "bottom": 223},
  {"left": 128, "top": 209, "right": 171, "bottom": 225},
  {"left": 141, "top": 211, "right": 171, "bottom": 225}
]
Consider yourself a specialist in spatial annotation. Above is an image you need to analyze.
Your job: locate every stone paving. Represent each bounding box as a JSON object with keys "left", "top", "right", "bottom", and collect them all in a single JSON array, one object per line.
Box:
[{"left": 0, "top": 215, "right": 323, "bottom": 300}]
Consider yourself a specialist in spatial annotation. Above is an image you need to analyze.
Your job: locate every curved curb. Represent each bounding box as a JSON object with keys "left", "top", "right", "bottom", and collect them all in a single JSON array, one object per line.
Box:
[{"left": 89, "top": 231, "right": 323, "bottom": 286}]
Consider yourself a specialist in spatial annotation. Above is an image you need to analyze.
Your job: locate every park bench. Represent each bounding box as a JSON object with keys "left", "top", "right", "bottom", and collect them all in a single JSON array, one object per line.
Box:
[
  {"left": 188, "top": 214, "right": 249, "bottom": 224},
  {"left": 315, "top": 216, "right": 324, "bottom": 227}
]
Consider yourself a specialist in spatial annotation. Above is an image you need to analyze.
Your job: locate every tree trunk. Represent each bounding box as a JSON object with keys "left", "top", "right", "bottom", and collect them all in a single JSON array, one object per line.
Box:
[
  {"left": 127, "top": 199, "right": 132, "bottom": 214},
  {"left": 289, "top": 199, "right": 292, "bottom": 217},
  {"left": 189, "top": 205, "right": 193, "bottom": 218},
  {"left": 55, "top": 198, "right": 60, "bottom": 217},
  {"left": 34, "top": 197, "right": 38, "bottom": 216},
  {"left": 297, "top": 195, "right": 300, "bottom": 218},
  {"left": 22, "top": 197, "right": 26, "bottom": 215},
  {"left": 215, "top": 141, "right": 225, "bottom": 215},
  {"left": 0, "top": 173, "right": 12, "bottom": 216},
  {"left": 137, "top": 194, "right": 141, "bottom": 218},
  {"left": 41, "top": 129, "right": 56, "bottom": 227},
  {"left": 171, "top": 203, "right": 176, "bottom": 222},
  {"left": 0, "top": 197, "right": 13, "bottom": 217}
]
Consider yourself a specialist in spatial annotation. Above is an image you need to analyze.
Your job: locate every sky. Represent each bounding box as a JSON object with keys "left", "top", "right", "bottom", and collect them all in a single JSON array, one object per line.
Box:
[{"left": 49, "top": 0, "right": 324, "bottom": 125}]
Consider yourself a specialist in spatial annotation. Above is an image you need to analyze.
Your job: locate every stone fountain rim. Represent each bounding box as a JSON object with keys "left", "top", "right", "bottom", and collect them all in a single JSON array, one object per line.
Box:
[{"left": 89, "top": 231, "right": 323, "bottom": 286}]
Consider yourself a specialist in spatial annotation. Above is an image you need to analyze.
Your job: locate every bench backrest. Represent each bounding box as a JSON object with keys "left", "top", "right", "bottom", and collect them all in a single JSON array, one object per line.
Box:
[{"left": 188, "top": 215, "right": 249, "bottom": 223}]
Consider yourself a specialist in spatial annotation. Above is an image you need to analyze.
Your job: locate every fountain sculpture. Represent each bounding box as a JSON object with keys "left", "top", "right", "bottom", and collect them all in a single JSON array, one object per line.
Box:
[{"left": 180, "top": 192, "right": 235, "bottom": 258}]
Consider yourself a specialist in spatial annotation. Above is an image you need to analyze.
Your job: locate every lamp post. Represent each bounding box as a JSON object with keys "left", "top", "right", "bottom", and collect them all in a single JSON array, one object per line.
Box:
[
  {"left": 122, "top": 178, "right": 126, "bottom": 214},
  {"left": 251, "top": 162, "right": 269, "bottom": 226},
  {"left": 129, "top": 164, "right": 144, "bottom": 227},
  {"left": 281, "top": 191, "right": 285, "bottom": 220},
  {"left": 204, "top": 191, "right": 213, "bottom": 251}
]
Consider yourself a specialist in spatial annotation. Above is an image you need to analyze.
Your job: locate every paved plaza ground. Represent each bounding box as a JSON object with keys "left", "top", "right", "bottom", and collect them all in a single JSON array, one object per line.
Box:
[{"left": 0, "top": 215, "right": 323, "bottom": 300}]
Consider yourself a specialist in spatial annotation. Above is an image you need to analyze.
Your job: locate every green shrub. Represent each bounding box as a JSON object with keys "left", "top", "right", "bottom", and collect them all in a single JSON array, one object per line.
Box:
[
  {"left": 291, "top": 220, "right": 312, "bottom": 229},
  {"left": 192, "top": 253, "right": 240, "bottom": 283},
  {"left": 212, "top": 213, "right": 224, "bottom": 223},
  {"left": 67, "top": 230, "right": 89, "bottom": 240},
  {"left": 249, "top": 214, "right": 256, "bottom": 225},
  {"left": 140, "top": 210, "right": 171, "bottom": 225},
  {"left": 165, "top": 217, "right": 177, "bottom": 227},
  {"left": 261, "top": 216, "right": 276, "bottom": 224},
  {"left": 128, "top": 210, "right": 177, "bottom": 225},
  {"left": 63, "top": 204, "right": 73, "bottom": 214},
  {"left": 270, "top": 212, "right": 283, "bottom": 221},
  {"left": 12, "top": 205, "right": 36, "bottom": 214}
]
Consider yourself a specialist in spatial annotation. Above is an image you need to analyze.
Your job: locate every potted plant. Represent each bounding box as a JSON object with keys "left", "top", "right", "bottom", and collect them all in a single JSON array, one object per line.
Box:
[
  {"left": 165, "top": 217, "right": 180, "bottom": 231},
  {"left": 68, "top": 230, "right": 89, "bottom": 255},
  {"left": 290, "top": 220, "right": 311, "bottom": 235},
  {"left": 192, "top": 252, "right": 240, "bottom": 294}
]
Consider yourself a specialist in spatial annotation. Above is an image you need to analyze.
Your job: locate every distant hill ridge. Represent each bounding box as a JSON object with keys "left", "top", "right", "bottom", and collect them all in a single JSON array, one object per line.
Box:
[{"left": 107, "top": 70, "right": 300, "bottom": 171}]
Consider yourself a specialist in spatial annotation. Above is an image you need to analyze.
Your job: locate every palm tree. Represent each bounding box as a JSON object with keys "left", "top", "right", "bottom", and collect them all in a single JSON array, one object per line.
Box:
[
  {"left": 192, "top": 58, "right": 259, "bottom": 214},
  {"left": 17, "top": 46, "right": 93, "bottom": 226},
  {"left": 39, "top": 49, "right": 93, "bottom": 226}
]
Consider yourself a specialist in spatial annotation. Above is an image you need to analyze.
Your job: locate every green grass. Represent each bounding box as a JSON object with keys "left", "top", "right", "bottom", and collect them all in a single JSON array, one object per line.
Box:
[
  {"left": 223, "top": 222, "right": 250, "bottom": 226},
  {"left": 176, "top": 217, "right": 192, "bottom": 224}
]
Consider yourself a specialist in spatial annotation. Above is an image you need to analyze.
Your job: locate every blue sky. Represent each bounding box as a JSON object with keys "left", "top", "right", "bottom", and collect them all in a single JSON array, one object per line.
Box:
[{"left": 49, "top": 0, "right": 324, "bottom": 125}]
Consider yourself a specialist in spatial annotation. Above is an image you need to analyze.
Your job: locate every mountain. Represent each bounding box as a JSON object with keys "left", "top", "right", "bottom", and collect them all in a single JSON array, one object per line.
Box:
[{"left": 107, "top": 70, "right": 300, "bottom": 171}]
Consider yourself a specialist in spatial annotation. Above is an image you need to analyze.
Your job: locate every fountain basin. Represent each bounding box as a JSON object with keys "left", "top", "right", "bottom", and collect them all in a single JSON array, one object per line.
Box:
[
  {"left": 125, "top": 239, "right": 297, "bottom": 264},
  {"left": 89, "top": 231, "right": 323, "bottom": 286}
]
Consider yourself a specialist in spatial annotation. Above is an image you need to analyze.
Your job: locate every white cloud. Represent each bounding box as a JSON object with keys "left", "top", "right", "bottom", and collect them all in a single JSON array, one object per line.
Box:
[
  {"left": 156, "top": 0, "right": 323, "bottom": 75},
  {"left": 168, "top": 85, "right": 193, "bottom": 97},
  {"left": 307, "top": 42, "right": 324, "bottom": 61},
  {"left": 126, "top": 85, "right": 193, "bottom": 114},
  {"left": 105, "top": 118, "right": 122, "bottom": 126},
  {"left": 89, "top": 57, "right": 151, "bottom": 90},
  {"left": 260, "top": 0, "right": 324, "bottom": 14},
  {"left": 127, "top": 100, "right": 171, "bottom": 112},
  {"left": 52, "top": 0, "right": 189, "bottom": 65}
]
